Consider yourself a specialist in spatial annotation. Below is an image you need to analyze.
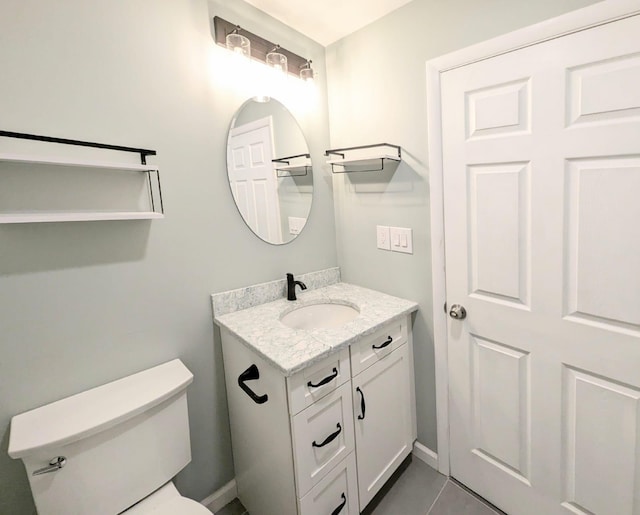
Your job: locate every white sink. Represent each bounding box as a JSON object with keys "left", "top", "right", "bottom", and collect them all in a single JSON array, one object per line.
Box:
[{"left": 280, "top": 302, "right": 360, "bottom": 330}]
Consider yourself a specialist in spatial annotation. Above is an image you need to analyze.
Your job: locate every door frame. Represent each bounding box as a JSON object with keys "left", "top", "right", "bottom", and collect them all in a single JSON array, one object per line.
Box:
[{"left": 426, "top": 0, "right": 640, "bottom": 477}]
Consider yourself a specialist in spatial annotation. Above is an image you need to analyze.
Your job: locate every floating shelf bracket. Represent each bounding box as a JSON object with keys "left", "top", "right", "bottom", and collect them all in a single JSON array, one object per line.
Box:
[
  {"left": 273, "top": 153, "right": 311, "bottom": 177},
  {"left": 324, "top": 143, "right": 401, "bottom": 173}
]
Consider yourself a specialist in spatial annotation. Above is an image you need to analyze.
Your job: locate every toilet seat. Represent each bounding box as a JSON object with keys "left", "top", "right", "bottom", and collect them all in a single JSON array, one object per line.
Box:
[{"left": 124, "top": 482, "right": 211, "bottom": 515}]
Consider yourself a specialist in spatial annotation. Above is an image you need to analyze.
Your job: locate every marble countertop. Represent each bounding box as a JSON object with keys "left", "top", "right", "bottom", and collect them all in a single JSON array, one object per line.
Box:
[{"left": 214, "top": 282, "right": 418, "bottom": 376}]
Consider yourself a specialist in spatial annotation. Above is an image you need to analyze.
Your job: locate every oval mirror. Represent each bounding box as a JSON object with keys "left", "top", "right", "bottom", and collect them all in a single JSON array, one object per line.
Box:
[{"left": 226, "top": 98, "right": 313, "bottom": 245}]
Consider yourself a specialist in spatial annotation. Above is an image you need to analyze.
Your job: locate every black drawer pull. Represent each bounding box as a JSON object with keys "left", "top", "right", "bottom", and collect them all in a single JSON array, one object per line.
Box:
[
  {"left": 237, "top": 364, "right": 268, "bottom": 405},
  {"left": 307, "top": 367, "right": 338, "bottom": 388},
  {"left": 356, "top": 387, "right": 365, "bottom": 420},
  {"left": 312, "top": 423, "right": 342, "bottom": 448},
  {"left": 372, "top": 336, "right": 393, "bottom": 350},
  {"left": 331, "top": 493, "right": 347, "bottom": 515}
]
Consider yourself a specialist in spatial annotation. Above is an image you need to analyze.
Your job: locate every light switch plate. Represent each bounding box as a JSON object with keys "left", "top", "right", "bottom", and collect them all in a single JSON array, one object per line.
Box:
[
  {"left": 376, "top": 225, "right": 391, "bottom": 250},
  {"left": 390, "top": 227, "right": 413, "bottom": 254},
  {"left": 288, "top": 216, "right": 307, "bottom": 235}
]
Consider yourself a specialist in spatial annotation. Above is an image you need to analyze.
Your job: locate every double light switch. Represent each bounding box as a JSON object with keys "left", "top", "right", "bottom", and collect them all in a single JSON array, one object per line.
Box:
[{"left": 376, "top": 226, "right": 413, "bottom": 254}]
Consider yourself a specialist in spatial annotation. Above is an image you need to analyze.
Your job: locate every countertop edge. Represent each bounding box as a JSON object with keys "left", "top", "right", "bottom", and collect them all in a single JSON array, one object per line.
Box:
[
  {"left": 216, "top": 302, "right": 418, "bottom": 377},
  {"left": 217, "top": 322, "right": 335, "bottom": 376}
]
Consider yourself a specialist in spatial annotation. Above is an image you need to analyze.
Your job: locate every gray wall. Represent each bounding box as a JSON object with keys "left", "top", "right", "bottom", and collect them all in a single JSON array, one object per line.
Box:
[
  {"left": 0, "top": 0, "right": 335, "bottom": 513},
  {"left": 325, "top": 0, "right": 599, "bottom": 451}
]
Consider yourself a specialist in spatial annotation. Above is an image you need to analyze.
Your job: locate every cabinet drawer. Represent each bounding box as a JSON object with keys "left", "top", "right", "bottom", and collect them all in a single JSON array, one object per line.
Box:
[
  {"left": 299, "top": 453, "right": 359, "bottom": 515},
  {"left": 287, "top": 348, "right": 350, "bottom": 415},
  {"left": 291, "top": 381, "right": 355, "bottom": 498},
  {"left": 350, "top": 317, "right": 407, "bottom": 376}
]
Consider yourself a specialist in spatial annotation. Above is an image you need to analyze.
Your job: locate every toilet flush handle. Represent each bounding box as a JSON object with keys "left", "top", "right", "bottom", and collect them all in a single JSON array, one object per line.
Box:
[{"left": 32, "top": 456, "right": 66, "bottom": 476}]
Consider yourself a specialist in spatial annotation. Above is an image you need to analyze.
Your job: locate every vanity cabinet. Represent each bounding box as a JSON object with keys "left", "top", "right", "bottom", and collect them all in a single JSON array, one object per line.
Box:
[{"left": 219, "top": 315, "right": 416, "bottom": 515}]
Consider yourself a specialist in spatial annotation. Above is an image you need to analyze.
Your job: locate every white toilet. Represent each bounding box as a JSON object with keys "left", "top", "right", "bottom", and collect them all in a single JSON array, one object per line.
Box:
[{"left": 8, "top": 359, "right": 212, "bottom": 515}]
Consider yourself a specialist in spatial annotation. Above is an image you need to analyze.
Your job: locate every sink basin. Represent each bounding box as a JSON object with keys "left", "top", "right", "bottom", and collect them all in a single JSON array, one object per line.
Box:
[{"left": 280, "top": 302, "right": 360, "bottom": 330}]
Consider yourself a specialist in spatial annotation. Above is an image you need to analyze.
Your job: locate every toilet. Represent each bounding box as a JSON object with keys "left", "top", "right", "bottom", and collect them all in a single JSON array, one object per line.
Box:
[{"left": 8, "top": 359, "right": 211, "bottom": 515}]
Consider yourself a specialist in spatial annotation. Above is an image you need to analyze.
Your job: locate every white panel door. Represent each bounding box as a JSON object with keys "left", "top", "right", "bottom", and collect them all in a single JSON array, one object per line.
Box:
[
  {"left": 228, "top": 117, "right": 282, "bottom": 243},
  {"left": 442, "top": 14, "right": 640, "bottom": 515}
]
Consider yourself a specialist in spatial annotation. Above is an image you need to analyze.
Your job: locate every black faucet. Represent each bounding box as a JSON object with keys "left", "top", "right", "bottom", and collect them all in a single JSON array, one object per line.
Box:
[{"left": 286, "top": 273, "right": 307, "bottom": 301}]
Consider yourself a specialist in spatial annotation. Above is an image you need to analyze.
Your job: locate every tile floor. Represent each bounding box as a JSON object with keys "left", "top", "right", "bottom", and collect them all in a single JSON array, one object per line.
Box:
[{"left": 209, "top": 457, "right": 505, "bottom": 515}]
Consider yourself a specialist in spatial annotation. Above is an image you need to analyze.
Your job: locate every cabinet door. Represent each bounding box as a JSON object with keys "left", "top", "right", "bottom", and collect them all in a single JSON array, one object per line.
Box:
[
  {"left": 299, "top": 453, "right": 359, "bottom": 515},
  {"left": 352, "top": 344, "right": 413, "bottom": 509}
]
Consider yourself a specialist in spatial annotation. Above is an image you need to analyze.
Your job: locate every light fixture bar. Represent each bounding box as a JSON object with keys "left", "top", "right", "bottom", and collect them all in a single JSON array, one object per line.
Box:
[{"left": 213, "top": 16, "right": 310, "bottom": 78}]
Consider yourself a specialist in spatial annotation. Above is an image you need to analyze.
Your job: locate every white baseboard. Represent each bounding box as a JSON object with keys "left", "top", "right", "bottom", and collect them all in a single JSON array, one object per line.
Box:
[
  {"left": 200, "top": 479, "right": 237, "bottom": 513},
  {"left": 413, "top": 441, "right": 438, "bottom": 470}
]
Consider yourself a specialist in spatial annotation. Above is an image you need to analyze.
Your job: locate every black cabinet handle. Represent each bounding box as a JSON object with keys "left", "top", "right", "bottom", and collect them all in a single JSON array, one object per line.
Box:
[
  {"left": 237, "top": 364, "right": 268, "bottom": 405},
  {"left": 356, "top": 387, "right": 365, "bottom": 420},
  {"left": 307, "top": 367, "right": 338, "bottom": 388},
  {"left": 331, "top": 493, "right": 347, "bottom": 515},
  {"left": 312, "top": 423, "right": 342, "bottom": 448},
  {"left": 372, "top": 336, "right": 393, "bottom": 350}
]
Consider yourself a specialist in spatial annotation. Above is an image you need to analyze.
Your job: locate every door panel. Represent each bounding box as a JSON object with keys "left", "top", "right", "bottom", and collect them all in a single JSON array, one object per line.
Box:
[
  {"left": 466, "top": 78, "right": 531, "bottom": 139},
  {"left": 442, "top": 13, "right": 640, "bottom": 515},
  {"left": 228, "top": 117, "right": 282, "bottom": 242},
  {"left": 564, "top": 157, "right": 640, "bottom": 332},
  {"left": 468, "top": 162, "right": 530, "bottom": 307},
  {"left": 567, "top": 52, "right": 640, "bottom": 126},
  {"left": 470, "top": 335, "right": 530, "bottom": 484},
  {"left": 562, "top": 366, "right": 640, "bottom": 515}
]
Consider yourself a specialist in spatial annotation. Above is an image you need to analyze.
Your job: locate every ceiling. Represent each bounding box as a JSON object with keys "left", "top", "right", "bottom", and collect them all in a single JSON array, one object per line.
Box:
[{"left": 241, "top": 0, "right": 415, "bottom": 46}]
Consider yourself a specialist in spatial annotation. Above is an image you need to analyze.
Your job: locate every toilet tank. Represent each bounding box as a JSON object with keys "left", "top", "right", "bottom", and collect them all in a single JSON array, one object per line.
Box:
[{"left": 8, "top": 359, "right": 194, "bottom": 515}]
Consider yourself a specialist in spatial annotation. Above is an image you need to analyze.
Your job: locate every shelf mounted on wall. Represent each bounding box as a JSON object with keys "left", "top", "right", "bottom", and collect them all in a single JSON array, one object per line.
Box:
[
  {"left": 324, "top": 143, "right": 401, "bottom": 173},
  {"left": 272, "top": 153, "right": 311, "bottom": 177},
  {"left": 0, "top": 130, "right": 164, "bottom": 223}
]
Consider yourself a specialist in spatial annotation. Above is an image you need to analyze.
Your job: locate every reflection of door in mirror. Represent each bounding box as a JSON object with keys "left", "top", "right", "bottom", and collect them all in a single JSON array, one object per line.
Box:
[
  {"left": 227, "top": 98, "right": 313, "bottom": 245},
  {"left": 227, "top": 116, "right": 283, "bottom": 244}
]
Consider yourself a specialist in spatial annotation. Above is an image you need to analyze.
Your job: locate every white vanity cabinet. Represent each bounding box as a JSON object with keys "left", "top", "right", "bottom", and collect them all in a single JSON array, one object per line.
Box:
[{"left": 219, "top": 314, "right": 416, "bottom": 515}]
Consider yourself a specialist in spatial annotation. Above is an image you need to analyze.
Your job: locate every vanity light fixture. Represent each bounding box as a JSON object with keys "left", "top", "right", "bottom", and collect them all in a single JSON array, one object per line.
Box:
[
  {"left": 266, "top": 45, "right": 288, "bottom": 74},
  {"left": 225, "top": 25, "right": 250, "bottom": 58},
  {"left": 213, "top": 16, "right": 311, "bottom": 80},
  {"left": 299, "top": 60, "right": 314, "bottom": 82}
]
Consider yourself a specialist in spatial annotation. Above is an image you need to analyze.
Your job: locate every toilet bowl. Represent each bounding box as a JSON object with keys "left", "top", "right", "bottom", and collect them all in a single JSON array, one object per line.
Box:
[
  {"left": 126, "top": 482, "right": 210, "bottom": 514},
  {"left": 8, "top": 359, "right": 210, "bottom": 515}
]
